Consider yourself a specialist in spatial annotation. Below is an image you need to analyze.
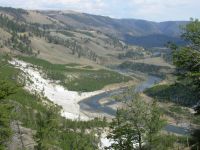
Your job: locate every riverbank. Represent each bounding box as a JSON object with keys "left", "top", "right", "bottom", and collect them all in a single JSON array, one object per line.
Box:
[
  {"left": 9, "top": 59, "right": 137, "bottom": 120},
  {"left": 79, "top": 75, "right": 162, "bottom": 118},
  {"left": 9, "top": 59, "right": 105, "bottom": 120}
]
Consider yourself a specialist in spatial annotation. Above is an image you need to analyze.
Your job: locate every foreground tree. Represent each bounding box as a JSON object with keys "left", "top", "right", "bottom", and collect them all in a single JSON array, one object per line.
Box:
[
  {"left": 170, "top": 19, "right": 200, "bottom": 149},
  {"left": 171, "top": 19, "right": 200, "bottom": 98},
  {"left": 35, "top": 105, "right": 60, "bottom": 150},
  {"left": 0, "top": 80, "right": 16, "bottom": 149},
  {"left": 106, "top": 92, "right": 165, "bottom": 150}
]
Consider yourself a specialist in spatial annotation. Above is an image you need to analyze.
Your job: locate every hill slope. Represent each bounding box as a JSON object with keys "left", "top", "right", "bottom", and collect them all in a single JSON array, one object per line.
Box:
[
  {"left": 41, "top": 11, "right": 188, "bottom": 47},
  {"left": 0, "top": 7, "right": 150, "bottom": 66}
]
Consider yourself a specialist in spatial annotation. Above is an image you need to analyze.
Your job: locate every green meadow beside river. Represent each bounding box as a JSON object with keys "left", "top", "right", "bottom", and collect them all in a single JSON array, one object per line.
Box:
[{"left": 18, "top": 56, "right": 132, "bottom": 92}]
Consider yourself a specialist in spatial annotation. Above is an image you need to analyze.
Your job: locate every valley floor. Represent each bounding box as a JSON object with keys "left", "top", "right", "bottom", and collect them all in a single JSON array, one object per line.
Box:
[
  {"left": 9, "top": 59, "right": 105, "bottom": 120},
  {"left": 9, "top": 59, "right": 134, "bottom": 120}
]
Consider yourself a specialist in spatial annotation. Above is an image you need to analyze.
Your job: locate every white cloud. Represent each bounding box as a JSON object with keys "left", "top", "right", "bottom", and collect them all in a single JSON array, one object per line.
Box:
[
  {"left": 128, "top": 0, "right": 200, "bottom": 21},
  {"left": 1, "top": 0, "right": 85, "bottom": 9},
  {"left": 0, "top": 0, "right": 199, "bottom": 21}
]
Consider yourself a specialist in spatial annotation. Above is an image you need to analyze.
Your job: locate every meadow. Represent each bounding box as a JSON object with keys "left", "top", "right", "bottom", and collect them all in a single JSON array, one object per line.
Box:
[{"left": 18, "top": 56, "right": 132, "bottom": 92}]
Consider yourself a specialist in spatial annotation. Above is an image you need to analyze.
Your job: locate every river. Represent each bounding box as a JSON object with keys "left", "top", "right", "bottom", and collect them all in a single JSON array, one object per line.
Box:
[{"left": 79, "top": 75, "right": 190, "bottom": 135}]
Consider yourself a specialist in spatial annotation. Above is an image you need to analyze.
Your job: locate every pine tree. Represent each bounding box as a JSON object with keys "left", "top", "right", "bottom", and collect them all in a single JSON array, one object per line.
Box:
[
  {"left": 0, "top": 80, "right": 16, "bottom": 149},
  {"left": 171, "top": 19, "right": 200, "bottom": 97},
  {"left": 106, "top": 93, "right": 165, "bottom": 150},
  {"left": 146, "top": 100, "right": 166, "bottom": 149},
  {"left": 170, "top": 18, "right": 200, "bottom": 150}
]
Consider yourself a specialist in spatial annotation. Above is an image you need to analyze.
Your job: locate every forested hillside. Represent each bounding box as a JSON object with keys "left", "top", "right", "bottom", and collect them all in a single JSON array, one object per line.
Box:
[{"left": 0, "top": 7, "right": 153, "bottom": 67}]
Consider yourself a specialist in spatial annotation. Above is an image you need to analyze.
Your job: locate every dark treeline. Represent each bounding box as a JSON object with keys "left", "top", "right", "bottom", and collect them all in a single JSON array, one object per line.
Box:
[
  {"left": 118, "top": 61, "right": 171, "bottom": 78},
  {"left": 0, "top": 14, "right": 26, "bottom": 32},
  {"left": 0, "top": 6, "right": 28, "bottom": 21},
  {"left": 118, "top": 49, "right": 145, "bottom": 59}
]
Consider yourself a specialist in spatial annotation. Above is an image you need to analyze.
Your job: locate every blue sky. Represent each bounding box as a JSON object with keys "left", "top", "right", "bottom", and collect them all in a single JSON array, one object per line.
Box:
[{"left": 0, "top": 0, "right": 199, "bottom": 21}]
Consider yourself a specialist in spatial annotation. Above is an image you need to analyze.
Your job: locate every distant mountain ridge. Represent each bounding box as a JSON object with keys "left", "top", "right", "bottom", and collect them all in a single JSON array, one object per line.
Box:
[
  {"left": 42, "top": 11, "right": 188, "bottom": 47},
  {"left": 0, "top": 6, "right": 188, "bottom": 47}
]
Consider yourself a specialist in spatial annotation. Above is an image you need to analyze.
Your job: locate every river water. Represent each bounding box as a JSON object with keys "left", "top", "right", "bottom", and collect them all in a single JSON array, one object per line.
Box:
[{"left": 79, "top": 76, "right": 190, "bottom": 135}]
